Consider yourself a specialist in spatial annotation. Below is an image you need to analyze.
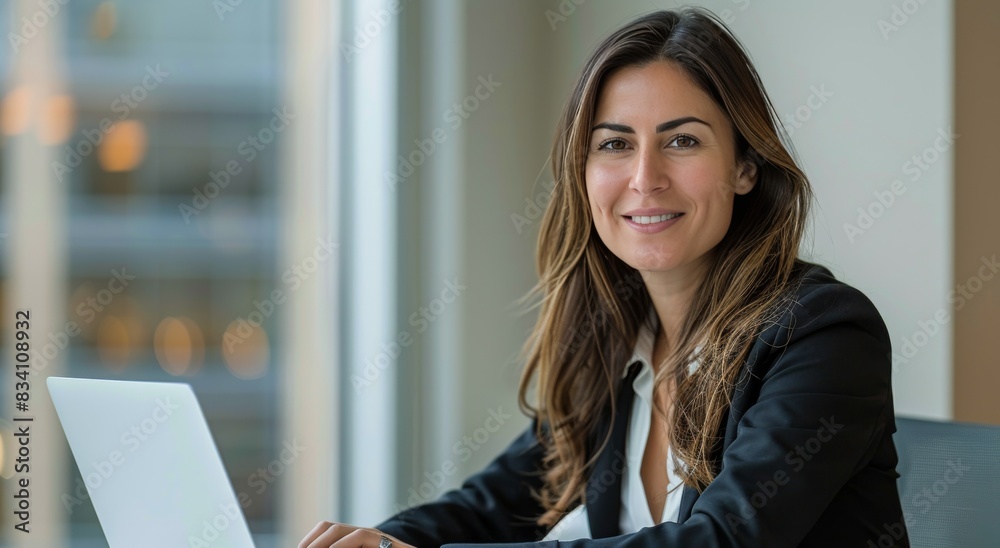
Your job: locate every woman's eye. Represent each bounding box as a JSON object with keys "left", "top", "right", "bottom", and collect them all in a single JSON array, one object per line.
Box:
[
  {"left": 597, "top": 138, "right": 629, "bottom": 153},
  {"left": 671, "top": 134, "right": 699, "bottom": 149}
]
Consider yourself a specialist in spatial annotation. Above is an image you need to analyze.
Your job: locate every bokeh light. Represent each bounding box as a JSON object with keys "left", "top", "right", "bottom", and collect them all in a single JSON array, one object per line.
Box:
[
  {"left": 98, "top": 120, "right": 147, "bottom": 172},
  {"left": 91, "top": 2, "right": 118, "bottom": 41},
  {"left": 1, "top": 86, "right": 34, "bottom": 136},
  {"left": 39, "top": 94, "right": 75, "bottom": 145},
  {"left": 154, "top": 316, "right": 205, "bottom": 376},
  {"left": 221, "top": 320, "right": 270, "bottom": 379}
]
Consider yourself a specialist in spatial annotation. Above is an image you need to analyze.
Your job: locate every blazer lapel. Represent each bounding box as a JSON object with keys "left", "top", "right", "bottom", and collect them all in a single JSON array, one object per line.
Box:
[
  {"left": 677, "top": 485, "right": 699, "bottom": 522},
  {"left": 586, "top": 361, "right": 642, "bottom": 538}
]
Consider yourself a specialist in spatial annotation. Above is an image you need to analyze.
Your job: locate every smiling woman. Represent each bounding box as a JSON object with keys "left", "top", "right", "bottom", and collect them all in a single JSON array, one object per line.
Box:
[{"left": 299, "top": 6, "right": 908, "bottom": 548}]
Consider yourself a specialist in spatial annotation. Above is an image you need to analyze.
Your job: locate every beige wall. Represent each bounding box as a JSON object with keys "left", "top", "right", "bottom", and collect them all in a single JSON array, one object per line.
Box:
[{"left": 953, "top": 1, "right": 1000, "bottom": 424}]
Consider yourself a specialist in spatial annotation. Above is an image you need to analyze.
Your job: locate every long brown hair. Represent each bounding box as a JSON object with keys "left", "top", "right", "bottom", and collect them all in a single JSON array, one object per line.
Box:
[{"left": 515, "top": 7, "right": 813, "bottom": 527}]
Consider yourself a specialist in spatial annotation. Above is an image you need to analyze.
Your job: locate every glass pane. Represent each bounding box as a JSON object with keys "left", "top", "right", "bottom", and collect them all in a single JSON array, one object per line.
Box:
[{"left": 0, "top": 0, "right": 283, "bottom": 544}]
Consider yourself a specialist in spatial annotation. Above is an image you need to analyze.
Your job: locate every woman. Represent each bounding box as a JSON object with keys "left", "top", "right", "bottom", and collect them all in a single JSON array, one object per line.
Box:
[{"left": 299, "top": 7, "right": 908, "bottom": 547}]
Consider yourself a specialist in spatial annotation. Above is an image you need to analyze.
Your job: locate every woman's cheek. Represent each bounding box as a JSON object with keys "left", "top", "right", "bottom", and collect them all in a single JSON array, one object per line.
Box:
[{"left": 586, "top": 162, "right": 626, "bottom": 199}]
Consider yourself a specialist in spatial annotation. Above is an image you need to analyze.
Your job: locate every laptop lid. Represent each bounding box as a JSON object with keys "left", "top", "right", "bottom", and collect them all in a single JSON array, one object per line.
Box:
[{"left": 47, "top": 376, "right": 255, "bottom": 548}]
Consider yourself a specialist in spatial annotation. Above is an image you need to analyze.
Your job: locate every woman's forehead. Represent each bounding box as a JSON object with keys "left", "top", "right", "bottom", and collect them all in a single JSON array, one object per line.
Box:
[{"left": 593, "top": 62, "right": 721, "bottom": 127}]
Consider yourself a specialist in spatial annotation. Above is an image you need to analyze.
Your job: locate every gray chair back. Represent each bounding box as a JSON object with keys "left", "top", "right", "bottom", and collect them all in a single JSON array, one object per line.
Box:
[{"left": 894, "top": 416, "right": 1000, "bottom": 547}]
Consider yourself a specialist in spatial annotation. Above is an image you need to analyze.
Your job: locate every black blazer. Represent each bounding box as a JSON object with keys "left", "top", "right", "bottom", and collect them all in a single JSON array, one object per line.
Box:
[{"left": 376, "top": 261, "right": 909, "bottom": 547}]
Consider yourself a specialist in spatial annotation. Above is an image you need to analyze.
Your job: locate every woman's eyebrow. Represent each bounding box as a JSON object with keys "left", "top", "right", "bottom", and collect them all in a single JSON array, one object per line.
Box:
[{"left": 591, "top": 116, "right": 712, "bottom": 133}]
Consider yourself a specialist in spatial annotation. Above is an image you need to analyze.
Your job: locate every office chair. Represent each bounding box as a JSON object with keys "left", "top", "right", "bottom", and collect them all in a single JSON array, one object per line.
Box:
[{"left": 893, "top": 416, "right": 1000, "bottom": 547}]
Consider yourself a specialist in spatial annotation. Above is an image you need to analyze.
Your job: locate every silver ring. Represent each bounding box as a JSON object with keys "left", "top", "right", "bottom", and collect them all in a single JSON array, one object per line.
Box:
[{"left": 379, "top": 535, "right": 393, "bottom": 548}]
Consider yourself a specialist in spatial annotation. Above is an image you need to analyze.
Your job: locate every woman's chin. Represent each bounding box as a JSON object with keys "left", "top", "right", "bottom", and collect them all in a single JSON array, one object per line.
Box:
[{"left": 626, "top": 256, "right": 682, "bottom": 273}]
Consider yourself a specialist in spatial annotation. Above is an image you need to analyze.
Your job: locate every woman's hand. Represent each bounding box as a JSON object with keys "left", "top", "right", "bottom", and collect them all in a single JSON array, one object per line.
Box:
[{"left": 297, "top": 521, "right": 417, "bottom": 548}]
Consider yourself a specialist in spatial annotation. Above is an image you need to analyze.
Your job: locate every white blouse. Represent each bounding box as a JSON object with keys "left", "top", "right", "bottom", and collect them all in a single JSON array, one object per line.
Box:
[{"left": 542, "top": 308, "right": 696, "bottom": 541}]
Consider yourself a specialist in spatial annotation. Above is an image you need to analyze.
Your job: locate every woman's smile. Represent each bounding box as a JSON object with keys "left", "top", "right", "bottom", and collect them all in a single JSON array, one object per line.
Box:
[{"left": 622, "top": 212, "right": 685, "bottom": 233}]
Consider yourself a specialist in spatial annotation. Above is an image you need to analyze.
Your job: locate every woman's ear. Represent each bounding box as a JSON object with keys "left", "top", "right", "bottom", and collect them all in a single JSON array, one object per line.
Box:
[{"left": 734, "top": 156, "right": 759, "bottom": 195}]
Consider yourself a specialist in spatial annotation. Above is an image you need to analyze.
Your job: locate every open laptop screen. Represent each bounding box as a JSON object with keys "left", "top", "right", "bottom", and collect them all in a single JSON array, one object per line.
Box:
[{"left": 48, "top": 376, "right": 255, "bottom": 548}]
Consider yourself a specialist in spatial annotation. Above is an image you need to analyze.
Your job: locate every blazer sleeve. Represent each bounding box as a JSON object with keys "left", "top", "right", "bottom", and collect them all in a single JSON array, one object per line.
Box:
[
  {"left": 440, "top": 282, "right": 897, "bottom": 547},
  {"left": 375, "top": 417, "right": 550, "bottom": 546}
]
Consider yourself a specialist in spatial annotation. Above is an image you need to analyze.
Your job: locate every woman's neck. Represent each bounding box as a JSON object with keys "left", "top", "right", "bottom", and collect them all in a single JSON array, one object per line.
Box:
[{"left": 641, "top": 252, "right": 713, "bottom": 364}]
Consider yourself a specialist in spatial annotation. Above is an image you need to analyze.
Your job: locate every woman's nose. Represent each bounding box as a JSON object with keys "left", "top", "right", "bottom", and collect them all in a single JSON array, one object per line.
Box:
[{"left": 628, "top": 146, "right": 670, "bottom": 195}]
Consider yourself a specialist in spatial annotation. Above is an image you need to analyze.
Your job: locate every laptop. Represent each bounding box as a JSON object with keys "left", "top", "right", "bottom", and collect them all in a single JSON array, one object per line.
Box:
[{"left": 47, "top": 376, "right": 256, "bottom": 547}]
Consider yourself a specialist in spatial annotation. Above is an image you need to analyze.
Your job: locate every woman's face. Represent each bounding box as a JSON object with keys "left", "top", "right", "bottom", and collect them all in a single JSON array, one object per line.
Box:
[{"left": 585, "top": 60, "right": 756, "bottom": 276}]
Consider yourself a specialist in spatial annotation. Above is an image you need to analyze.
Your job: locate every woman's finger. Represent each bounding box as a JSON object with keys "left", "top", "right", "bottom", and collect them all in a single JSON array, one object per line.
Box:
[
  {"left": 298, "top": 521, "right": 358, "bottom": 547},
  {"left": 330, "top": 528, "right": 374, "bottom": 547},
  {"left": 297, "top": 521, "right": 334, "bottom": 547}
]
